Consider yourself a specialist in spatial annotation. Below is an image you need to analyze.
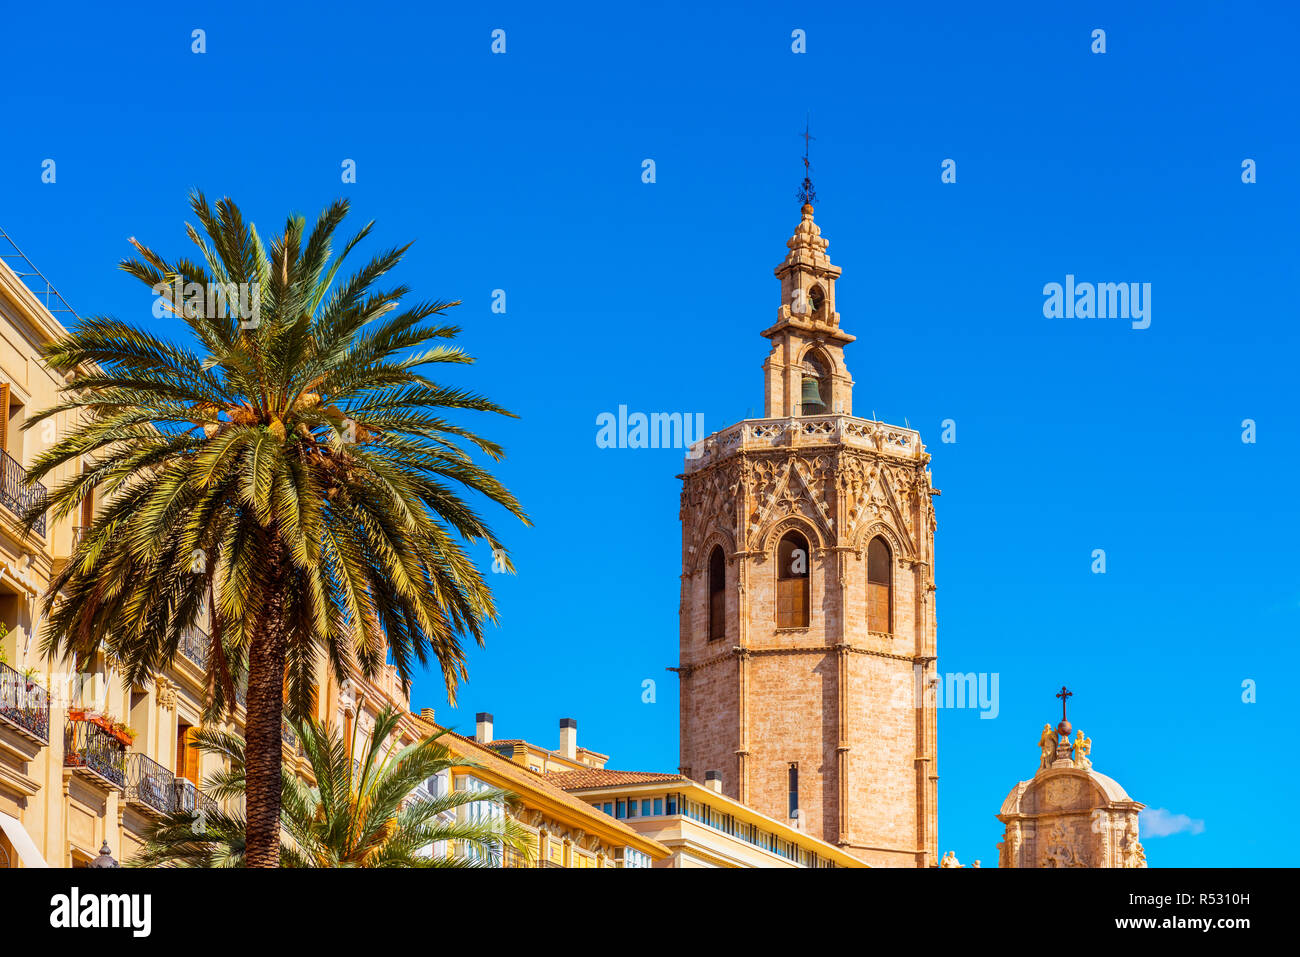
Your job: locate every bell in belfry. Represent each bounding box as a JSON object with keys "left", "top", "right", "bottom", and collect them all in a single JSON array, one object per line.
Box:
[{"left": 800, "top": 375, "right": 825, "bottom": 413}]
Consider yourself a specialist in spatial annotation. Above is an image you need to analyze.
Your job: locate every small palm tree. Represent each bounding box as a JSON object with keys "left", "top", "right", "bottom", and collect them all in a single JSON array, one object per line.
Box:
[
  {"left": 132, "top": 707, "right": 534, "bottom": 867},
  {"left": 23, "top": 193, "right": 528, "bottom": 866}
]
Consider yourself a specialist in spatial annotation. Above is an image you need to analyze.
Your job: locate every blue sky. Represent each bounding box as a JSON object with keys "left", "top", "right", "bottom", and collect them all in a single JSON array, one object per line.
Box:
[{"left": 2, "top": 1, "right": 1296, "bottom": 866}]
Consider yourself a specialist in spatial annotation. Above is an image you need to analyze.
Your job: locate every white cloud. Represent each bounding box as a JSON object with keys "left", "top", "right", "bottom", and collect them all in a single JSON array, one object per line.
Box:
[{"left": 1140, "top": 807, "right": 1205, "bottom": 838}]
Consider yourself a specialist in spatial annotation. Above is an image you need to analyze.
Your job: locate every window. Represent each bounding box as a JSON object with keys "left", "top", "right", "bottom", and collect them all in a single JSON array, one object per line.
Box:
[
  {"left": 455, "top": 775, "right": 504, "bottom": 866},
  {"left": 809, "top": 285, "right": 825, "bottom": 317},
  {"left": 616, "top": 800, "right": 626, "bottom": 819},
  {"left": 867, "top": 536, "right": 892, "bottom": 634},
  {"left": 620, "top": 847, "right": 652, "bottom": 869},
  {"left": 707, "top": 546, "right": 726, "bottom": 641},
  {"left": 776, "top": 531, "right": 810, "bottom": 628},
  {"left": 176, "top": 722, "right": 199, "bottom": 784},
  {"left": 799, "top": 353, "right": 829, "bottom": 415},
  {"left": 653, "top": 798, "right": 663, "bottom": 816},
  {"left": 666, "top": 795, "right": 678, "bottom": 815},
  {"left": 788, "top": 763, "right": 799, "bottom": 818},
  {"left": 0, "top": 384, "right": 23, "bottom": 461}
]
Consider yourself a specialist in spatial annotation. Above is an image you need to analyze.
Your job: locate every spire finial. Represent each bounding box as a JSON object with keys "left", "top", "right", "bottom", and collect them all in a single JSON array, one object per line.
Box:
[
  {"left": 1055, "top": 685, "right": 1073, "bottom": 738},
  {"left": 798, "top": 113, "right": 817, "bottom": 207}
]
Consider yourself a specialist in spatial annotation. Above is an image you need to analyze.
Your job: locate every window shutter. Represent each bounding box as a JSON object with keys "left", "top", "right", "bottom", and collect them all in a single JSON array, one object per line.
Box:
[{"left": 0, "top": 383, "right": 9, "bottom": 454}]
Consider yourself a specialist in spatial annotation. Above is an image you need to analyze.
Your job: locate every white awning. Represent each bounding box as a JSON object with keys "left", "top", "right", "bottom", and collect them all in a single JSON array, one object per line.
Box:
[{"left": 0, "top": 810, "right": 49, "bottom": 868}]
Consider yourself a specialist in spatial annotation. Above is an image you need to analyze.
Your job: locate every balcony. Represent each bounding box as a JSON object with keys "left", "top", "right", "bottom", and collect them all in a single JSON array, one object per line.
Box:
[
  {"left": 0, "top": 448, "right": 47, "bottom": 536},
  {"left": 64, "top": 716, "right": 126, "bottom": 789},
  {"left": 683, "top": 414, "right": 926, "bottom": 474},
  {"left": 125, "top": 752, "right": 176, "bottom": 815},
  {"left": 281, "top": 718, "right": 297, "bottom": 749},
  {"left": 173, "top": 778, "right": 218, "bottom": 820},
  {"left": 0, "top": 662, "right": 50, "bottom": 743},
  {"left": 178, "top": 626, "right": 209, "bottom": 671}
]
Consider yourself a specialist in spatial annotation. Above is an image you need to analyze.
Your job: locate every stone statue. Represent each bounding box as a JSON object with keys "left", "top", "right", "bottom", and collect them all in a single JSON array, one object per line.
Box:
[
  {"left": 1122, "top": 817, "right": 1147, "bottom": 868},
  {"left": 1038, "top": 723, "right": 1059, "bottom": 769},
  {"left": 940, "top": 850, "right": 961, "bottom": 868},
  {"left": 1072, "top": 730, "right": 1092, "bottom": 770}
]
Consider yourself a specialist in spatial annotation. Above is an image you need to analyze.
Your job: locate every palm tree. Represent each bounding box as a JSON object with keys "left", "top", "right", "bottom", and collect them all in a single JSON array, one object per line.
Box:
[
  {"left": 132, "top": 706, "right": 535, "bottom": 867},
  {"left": 23, "top": 193, "right": 528, "bottom": 866}
]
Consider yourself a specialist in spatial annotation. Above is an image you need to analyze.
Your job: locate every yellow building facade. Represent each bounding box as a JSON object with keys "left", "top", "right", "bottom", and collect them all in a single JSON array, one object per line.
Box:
[
  {"left": 0, "top": 239, "right": 313, "bottom": 866},
  {"left": 0, "top": 236, "right": 667, "bottom": 869}
]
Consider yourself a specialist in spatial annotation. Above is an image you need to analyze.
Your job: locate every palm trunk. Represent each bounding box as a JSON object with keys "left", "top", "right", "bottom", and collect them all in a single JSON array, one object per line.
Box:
[{"left": 243, "top": 543, "right": 289, "bottom": 868}]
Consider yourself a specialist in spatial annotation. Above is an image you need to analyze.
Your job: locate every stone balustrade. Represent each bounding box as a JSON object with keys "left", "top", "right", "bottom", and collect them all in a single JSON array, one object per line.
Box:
[{"left": 684, "top": 415, "right": 926, "bottom": 473}]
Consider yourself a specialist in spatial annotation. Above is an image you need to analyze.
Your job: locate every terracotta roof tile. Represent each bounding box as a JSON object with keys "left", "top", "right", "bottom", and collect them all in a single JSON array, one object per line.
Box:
[{"left": 545, "top": 767, "right": 688, "bottom": 789}]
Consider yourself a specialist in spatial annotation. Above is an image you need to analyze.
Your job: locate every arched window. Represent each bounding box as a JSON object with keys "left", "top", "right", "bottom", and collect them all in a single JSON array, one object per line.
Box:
[
  {"left": 799, "top": 353, "right": 829, "bottom": 416},
  {"left": 776, "top": 531, "right": 810, "bottom": 628},
  {"left": 707, "top": 546, "right": 726, "bottom": 641},
  {"left": 808, "top": 285, "right": 825, "bottom": 317},
  {"left": 867, "top": 536, "right": 892, "bottom": 634}
]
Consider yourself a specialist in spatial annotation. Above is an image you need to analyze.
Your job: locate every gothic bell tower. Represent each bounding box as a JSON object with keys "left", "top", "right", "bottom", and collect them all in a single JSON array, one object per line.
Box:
[{"left": 676, "top": 199, "right": 940, "bottom": 868}]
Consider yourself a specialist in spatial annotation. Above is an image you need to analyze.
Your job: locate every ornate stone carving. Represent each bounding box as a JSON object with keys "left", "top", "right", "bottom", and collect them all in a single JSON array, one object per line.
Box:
[
  {"left": 1072, "top": 730, "right": 1092, "bottom": 770},
  {"left": 155, "top": 677, "right": 177, "bottom": 710},
  {"left": 1001, "top": 723, "right": 1145, "bottom": 868},
  {"left": 1043, "top": 776, "right": 1084, "bottom": 809},
  {"left": 1038, "top": 723, "right": 1058, "bottom": 770},
  {"left": 1039, "top": 821, "right": 1085, "bottom": 868}
]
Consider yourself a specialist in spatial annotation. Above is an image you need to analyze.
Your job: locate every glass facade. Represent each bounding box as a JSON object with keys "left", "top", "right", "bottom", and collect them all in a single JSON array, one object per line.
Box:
[{"left": 590, "top": 791, "right": 839, "bottom": 867}]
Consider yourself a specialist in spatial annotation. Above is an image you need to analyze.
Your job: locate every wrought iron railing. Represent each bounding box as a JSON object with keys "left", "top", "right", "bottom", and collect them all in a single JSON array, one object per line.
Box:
[
  {"left": 173, "top": 778, "right": 219, "bottom": 821},
  {"left": 0, "top": 448, "right": 47, "bottom": 536},
  {"left": 0, "top": 661, "right": 49, "bottom": 742},
  {"left": 178, "top": 626, "right": 209, "bottom": 670},
  {"left": 281, "top": 718, "right": 297, "bottom": 749},
  {"left": 64, "top": 718, "right": 126, "bottom": 788},
  {"left": 125, "top": 752, "right": 176, "bottom": 815}
]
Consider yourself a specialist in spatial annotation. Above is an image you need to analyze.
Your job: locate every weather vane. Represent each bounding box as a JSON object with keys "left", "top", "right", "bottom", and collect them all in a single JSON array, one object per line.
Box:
[{"left": 797, "top": 114, "right": 817, "bottom": 206}]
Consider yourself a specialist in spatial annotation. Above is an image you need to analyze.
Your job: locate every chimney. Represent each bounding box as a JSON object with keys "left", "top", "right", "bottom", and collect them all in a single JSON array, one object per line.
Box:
[
  {"left": 420, "top": 708, "right": 436, "bottom": 724},
  {"left": 476, "top": 712, "right": 494, "bottom": 744},
  {"left": 559, "top": 718, "right": 577, "bottom": 760},
  {"left": 705, "top": 770, "right": 723, "bottom": 793}
]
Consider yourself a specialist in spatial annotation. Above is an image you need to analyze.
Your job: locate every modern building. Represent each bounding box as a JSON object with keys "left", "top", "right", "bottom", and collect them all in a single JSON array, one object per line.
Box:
[
  {"left": 550, "top": 767, "right": 866, "bottom": 868},
  {"left": 675, "top": 202, "right": 940, "bottom": 867}
]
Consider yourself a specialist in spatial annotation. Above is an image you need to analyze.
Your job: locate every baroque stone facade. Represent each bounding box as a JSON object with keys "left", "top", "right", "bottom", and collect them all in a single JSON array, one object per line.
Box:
[
  {"left": 676, "top": 204, "right": 939, "bottom": 867},
  {"left": 997, "top": 726, "right": 1146, "bottom": 868}
]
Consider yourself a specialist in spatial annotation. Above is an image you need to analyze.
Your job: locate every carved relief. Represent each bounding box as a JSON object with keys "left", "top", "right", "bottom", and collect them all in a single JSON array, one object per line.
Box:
[
  {"left": 1039, "top": 821, "right": 1087, "bottom": 868},
  {"left": 1042, "top": 776, "right": 1084, "bottom": 809},
  {"left": 155, "top": 677, "right": 177, "bottom": 710}
]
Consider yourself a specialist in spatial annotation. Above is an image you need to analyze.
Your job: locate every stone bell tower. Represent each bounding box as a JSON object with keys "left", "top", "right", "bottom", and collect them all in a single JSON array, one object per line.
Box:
[{"left": 676, "top": 198, "right": 940, "bottom": 867}]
